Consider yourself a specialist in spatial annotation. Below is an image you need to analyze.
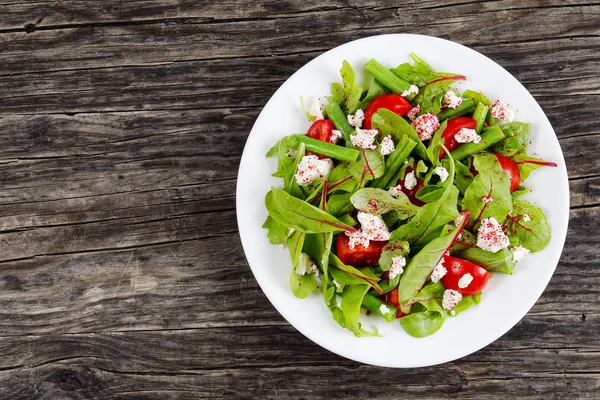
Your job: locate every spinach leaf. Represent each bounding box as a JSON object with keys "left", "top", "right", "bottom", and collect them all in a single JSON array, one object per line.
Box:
[
  {"left": 490, "top": 122, "right": 531, "bottom": 156},
  {"left": 378, "top": 239, "right": 410, "bottom": 271},
  {"left": 329, "top": 60, "right": 363, "bottom": 115},
  {"left": 371, "top": 109, "right": 429, "bottom": 161},
  {"left": 511, "top": 152, "right": 558, "bottom": 182},
  {"left": 462, "top": 152, "right": 512, "bottom": 228},
  {"left": 341, "top": 284, "right": 380, "bottom": 337},
  {"left": 506, "top": 200, "right": 551, "bottom": 252},
  {"left": 458, "top": 247, "right": 515, "bottom": 274},
  {"left": 347, "top": 149, "right": 385, "bottom": 188},
  {"left": 454, "top": 159, "right": 474, "bottom": 195},
  {"left": 266, "top": 188, "right": 355, "bottom": 233},
  {"left": 262, "top": 216, "right": 291, "bottom": 245},
  {"left": 398, "top": 215, "right": 467, "bottom": 314},
  {"left": 288, "top": 232, "right": 316, "bottom": 299},
  {"left": 399, "top": 311, "right": 444, "bottom": 338},
  {"left": 288, "top": 230, "right": 305, "bottom": 268},
  {"left": 350, "top": 188, "right": 420, "bottom": 218}
]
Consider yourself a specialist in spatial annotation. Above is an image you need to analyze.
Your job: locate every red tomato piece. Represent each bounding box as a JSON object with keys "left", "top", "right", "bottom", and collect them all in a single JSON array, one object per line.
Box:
[
  {"left": 378, "top": 287, "right": 405, "bottom": 318},
  {"left": 364, "top": 94, "right": 412, "bottom": 129},
  {"left": 439, "top": 117, "right": 477, "bottom": 159},
  {"left": 471, "top": 153, "right": 521, "bottom": 192},
  {"left": 397, "top": 166, "right": 425, "bottom": 206},
  {"left": 306, "top": 119, "right": 336, "bottom": 158},
  {"left": 441, "top": 256, "right": 490, "bottom": 296},
  {"left": 336, "top": 232, "right": 387, "bottom": 268}
]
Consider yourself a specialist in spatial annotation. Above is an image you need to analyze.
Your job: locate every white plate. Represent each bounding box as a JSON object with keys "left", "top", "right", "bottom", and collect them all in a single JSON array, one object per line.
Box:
[{"left": 236, "top": 34, "right": 569, "bottom": 367}]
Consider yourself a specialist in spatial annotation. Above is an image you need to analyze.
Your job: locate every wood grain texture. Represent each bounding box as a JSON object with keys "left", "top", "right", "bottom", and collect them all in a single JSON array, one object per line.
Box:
[{"left": 0, "top": 0, "right": 598, "bottom": 398}]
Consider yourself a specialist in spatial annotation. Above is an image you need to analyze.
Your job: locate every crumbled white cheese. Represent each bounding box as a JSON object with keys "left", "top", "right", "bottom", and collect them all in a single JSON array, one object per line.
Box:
[
  {"left": 412, "top": 113, "right": 440, "bottom": 140},
  {"left": 286, "top": 149, "right": 298, "bottom": 158},
  {"left": 345, "top": 230, "right": 370, "bottom": 249},
  {"left": 350, "top": 127, "right": 378, "bottom": 150},
  {"left": 491, "top": 100, "right": 515, "bottom": 122},
  {"left": 430, "top": 259, "right": 447, "bottom": 283},
  {"left": 294, "top": 155, "right": 333, "bottom": 186},
  {"left": 482, "top": 195, "right": 493, "bottom": 204},
  {"left": 308, "top": 98, "right": 324, "bottom": 120},
  {"left": 442, "top": 289, "right": 463, "bottom": 310},
  {"left": 454, "top": 128, "right": 481, "bottom": 144},
  {"left": 407, "top": 104, "right": 421, "bottom": 121},
  {"left": 476, "top": 217, "right": 510, "bottom": 253},
  {"left": 510, "top": 245, "right": 530, "bottom": 263},
  {"left": 401, "top": 84, "right": 419, "bottom": 97},
  {"left": 296, "top": 252, "right": 319, "bottom": 276},
  {"left": 379, "top": 135, "right": 395, "bottom": 156},
  {"left": 389, "top": 255, "right": 406, "bottom": 279},
  {"left": 388, "top": 184, "right": 403, "bottom": 198},
  {"left": 330, "top": 129, "right": 343, "bottom": 144},
  {"left": 454, "top": 211, "right": 468, "bottom": 227},
  {"left": 443, "top": 91, "right": 463, "bottom": 109},
  {"left": 458, "top": 273, "right": 474, "bottom": 289},
  {"left": 450, "top": 309, "right": 456, "bottom": 316},
  {"left": 433, "top": 166, "right": 449, "bottom": 182},
  {"left": 347, "top": 108, "right": 365, "bottom": 128},
  {"left": 333, "top": 279, "right": 343, "bottom": 293},
  {"left": 404, "top": 171, "right": 417, "bottom": 190},
  {"left": 379, "top": 304, "right": 391, "bottom": 315},
  {"left": 357, "top": 212, "right": 390, "bottom": 241},
  {"left": 523, "top": 214, "right": 531, "bottom": 222}
]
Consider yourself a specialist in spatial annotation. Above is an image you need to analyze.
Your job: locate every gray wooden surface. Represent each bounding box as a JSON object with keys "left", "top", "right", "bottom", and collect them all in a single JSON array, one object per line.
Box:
[{"left": 0, "top": 1, "right": 598, "bottom": 398}]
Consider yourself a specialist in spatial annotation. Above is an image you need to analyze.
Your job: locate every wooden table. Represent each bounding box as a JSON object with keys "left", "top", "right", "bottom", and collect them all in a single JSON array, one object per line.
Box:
[{"left": 0, "top": 1, "right": 598, "bottom": 398}]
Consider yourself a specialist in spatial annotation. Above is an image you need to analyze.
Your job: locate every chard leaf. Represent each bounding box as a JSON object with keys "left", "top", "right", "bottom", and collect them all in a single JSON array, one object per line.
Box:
[
  {"left": 361, "top": 79, "right": 388, "bottom": 109},
  {"left": 458, "top": 247, "right": 515, "bottom": 274},
  {"left": 378, "top": 239, "right": 410, "bottom": 271},
  {"left": 398, "top": 214, "right": 468, "bottom": 314},
  {"left": 288, "top": 232, "right": 316, "bottom": 299},
  {"left": 266, "top": 188, "right": 355, "bottom": 233},
  {"left": 461, "top": 152, "right": 512, "bottom": 229},
  {"left": 506, "top": 200, "right": 551, "bottom": 252},
  {"left": 350, "top": 188, "right": 420, "bottom": 218},
  {"left": 328, "top": 164, "right": 358, "bottom": 193},
  {"left": 490, "top": 122, "right": 532, "bottom": 156},
  {"left": 329, "top": 254, "right": 382, "bottom": 293},
  {"left": 262, "top": 216, "right": 291, "bottom": 245},
  {"left": 454, "top": 159, "right": 475, "bottom": 195},
  {"left": 329, "top": 60, "right": 363, "bottom": 115},
  {"left": 371, "top": 109, "right": 429, "bottom": 161},
  {"left": 347, "top": 149, "right": 384, "bottom": 188},
  {"left": 341, "top": 284, "right": 380, "bottom": 337},
  {"left": 399, "top": 311, "right": 444, "bottom": 338},
  {"left": 511, "top": 152, "right": 558, "bottom": 182},
  {"left": 325, "top": 193, "right": 355, "bottom": 217}
]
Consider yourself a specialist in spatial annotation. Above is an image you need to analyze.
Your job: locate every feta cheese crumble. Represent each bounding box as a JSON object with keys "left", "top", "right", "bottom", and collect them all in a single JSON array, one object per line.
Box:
[
  {"left": 308, "top": 98, "right": 324, "bottom": 120},
  {"left": 330, "top": 129, "right": 342, "bottom": 144},
  {"left": 453, "top": 211, "right": 469, "bottom": 227},
  {"left": 491, "top": 100, "right": 515, "bottom": 122},
  {"left": 407, "top": 104, "right": 421, "bottom": 121},
  {"left": 450, "top": 310, "right": 456, "bottom": 316},
  {"left": 388, "top": 184, "right": 403, "bottom": 198},
  {"left": 380, "top": 135, "right": 395, "bottom": 155},
  {"left": 294, "top": 155, "right": 333, "bottom": 186},
  {"left": 443, "top": 91, "right": 463, "bottom": 109},
  {"left": 523, "top": 213, "right": 531, "bottom": 222},
  {"left": 476, "top": 217, "right": 510, "bottom": 253},
  {"left": 430, "top": 259, "right": 447, "bottom": 283},
  {"left": 412, "top": 113, "right": 440, "bottom": 140},
  {"left": 379, "top": 304, "right": 391, "bottom": 315},
  {"left": 350, "top": 127, "right": 378, "bottom": 150},
  {"left": 345, "top": 230, "right": 370, "bottom": 249},
  {"left": 357, "top": 212, "right": 390, "bottom": 241},
  {"left": 401, "top": 84, "right": 419, "bottom": 97},
  {"left": 433, "top": 166, "right": 449, "bottom": 182},
  {"left": 510, "top": 245, "right": 530, "bottom": 263},
  {"left": 482, "top": 195, "right": 493, "bottom": 204},
  {"left": 296, "top": 252, "right": 319, "bottom": 276},
  {"left": 403, "top": 171, "right": 418, "bottom": 190},
  {"left": 389, "top": 255, "right": 406, "bottom": 279},
  {"left": 442, "top": 289, "right": 463, "bottom": 310},
  {"left": 347, "top": 108, "right": 365, "bottom": 128},
  {"left": 458, "top": 273, "right": 474, "bottom": 289},
  {"left": 454, "top": 127, "right": 481, "bottom": 144}
]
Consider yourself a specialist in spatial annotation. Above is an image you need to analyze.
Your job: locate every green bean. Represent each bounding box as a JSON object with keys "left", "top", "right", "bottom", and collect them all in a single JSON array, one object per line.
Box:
[
  {"left": 294, "top": 135, "right": 360, "bottom": 162},
  {"left": 370, "top": 135, "right": 417, "bottom": 189},
  {"left": 364, "top": 59, "right": 414, "bottom": 98},
  {"left": 362, "top": 292, "right": 397, "bottom": 323},
  {"left": 486, "top": 108, "right": 496, "bottom": 126},
  {"left": 437, "top": 99, "right": 475, "bottom": 121},
  {"left": 449, "top": 126, "right": 505, "bottom": 161},
  {"left": 473, "top": 102, "right": 489, "bottom": 134},
  {"left": 324, "top": 103, "right": 353, "bottom": 142}
]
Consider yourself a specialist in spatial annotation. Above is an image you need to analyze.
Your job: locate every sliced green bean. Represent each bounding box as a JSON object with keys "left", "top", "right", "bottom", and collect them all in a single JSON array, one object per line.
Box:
[
  {"left": 449, "top": 126, "right": 505, "bottom": 161},
  {"left": 473, "top": 102, "right": 489, "bottom": 134},
  {"left": 486, "top": 108, "right": 496, "bottom": 126},
  {"left": 294, "top": 135, "right": 359, "bottom": 162},
  {"left": 370, "top": 135, "right": 417, "bottom": 189},
  {"left": 437, "top": 99, "right": 475, "bottom": 121},
  {"left": 364, "top": 59, "right": 414, "bottom": 98},
  {"left": 324, "top": 103, "right": 353, "bottom": 142},
  {"left": 362, "top": 292, "right": 397, "bottom": 323}
]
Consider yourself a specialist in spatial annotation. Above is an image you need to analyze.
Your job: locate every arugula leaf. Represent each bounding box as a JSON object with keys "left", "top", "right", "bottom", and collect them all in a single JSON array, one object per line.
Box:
[
  {"left": 347, "top": 149, "right": 384, "bottom": 188},
  {"left": 511, "top": 152, "right": 558, "bottom": 182},
  {"left": 462, "top": 152, "right": 512, "bottom": 228},
  {"left": 398, "top": 214, "right": 468, "bottom": 314},
  {"left": 341, "top": 284, "right": 380, "bottom": 337},
  {"left": 262, "top": 216, "right": 291, "bottom": 245},
  {"left": 490, "top": 122, "right": 532, "bottom": 156},
  {"left": 458, "top": 247, "right": 515, "bottom": 274},
  {"left": 328, "top": 60, "right": 363, "bottom": 115},
  {"left": 371, "top": 109, "right": 429, "bottom": 161},
  {"left": 399, "top": 311, "right": 444, "bottom": 338},
  {"left": 378, "top": 239, "right": 410, "bottom": 271},
  {"left": 506, "top": 200, "right": 551, "bottom": 252},
  {"left": 350, "top": 188, "right": 420, "bottom": 218},
  {"left": 266, "top": 188, "right": 355, "bottom": 233}
]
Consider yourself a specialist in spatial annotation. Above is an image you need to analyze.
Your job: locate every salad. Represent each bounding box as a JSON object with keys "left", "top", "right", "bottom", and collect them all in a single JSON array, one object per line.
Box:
[{"left": 263, "top": 53, "right": 557, "bottom": 338}]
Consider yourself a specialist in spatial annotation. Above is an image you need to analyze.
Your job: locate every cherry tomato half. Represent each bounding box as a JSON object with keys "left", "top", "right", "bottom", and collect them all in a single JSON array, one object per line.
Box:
[
  {"left": 396, "top": 166, "right": 425, "bottom": 206},
  {"left": 441, "top": 256, "right": 490, "bottom": 296},
  {"left": 306, "top": 119, "right": 336, "bottom": 158},
  {"left": 378, "top": 287, "right": 405, "bottom": 318},
  {"left": 439, "top": 117, "right": 477, "bottom": 159},
  {"left": 336, "top": 232, "right": 388, "bottom": 267},
  {"left": 471, "top": 153, "right": 521, "bottom": 192},
  {"left": 364, "top": 94, "right": 412, "bottom": 129}
]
